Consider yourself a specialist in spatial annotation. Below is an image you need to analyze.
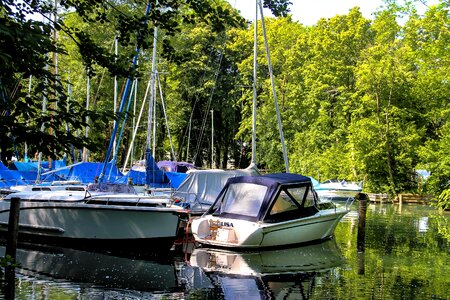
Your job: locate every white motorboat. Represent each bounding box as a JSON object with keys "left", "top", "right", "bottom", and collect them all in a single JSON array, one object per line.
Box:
[
  {"left": 0, "top": 183, "right": 187, "bottom": 252},
  {"left": 314, "top": 179, "right": 363, "bottom": 201},
  {"left": 191, "top": 173, "right": 349, "bottom": 249}
]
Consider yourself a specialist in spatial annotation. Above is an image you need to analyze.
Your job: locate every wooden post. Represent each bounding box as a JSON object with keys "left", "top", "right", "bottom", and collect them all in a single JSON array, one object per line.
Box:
[
  {"left": 5, "top": 197, "right": 20, "bottom": 260},
  {"left": 4, "top": 197, "right": 20, "bottom": 299},
  {"left": 356, "top": 193, "right": 368, "bottom": 275}
]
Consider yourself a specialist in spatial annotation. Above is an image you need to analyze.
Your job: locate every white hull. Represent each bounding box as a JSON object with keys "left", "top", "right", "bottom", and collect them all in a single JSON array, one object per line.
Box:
[
  {"left": 191, "top": 209, "right": 348, "bottom": 249},
  {"left": 315, "top": 181, "right": 362, "bottom": 201},
  {"left": 316, "top": 189, "right": 361, "bottom": 200},
  {"left": 0, "top": 192, "right": 184, "bottom": 252}
]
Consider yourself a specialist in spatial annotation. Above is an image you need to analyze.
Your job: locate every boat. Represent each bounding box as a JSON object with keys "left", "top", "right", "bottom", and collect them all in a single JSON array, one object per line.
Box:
[
  {"left": 314, "top": 179, "right": 363, "bottom": 201},
  {"left": 191, "top": 173, "right": 349, "bottom": 249},
  {"left": 181, "top": 239, "right": 344, "bottom": 297},
  {"left": 171, "top": 165, "right": 260, "bottom": 214},
  {"left": 0, "top": 182, "right": 187, "bottom": 253},
  {"left": 157, "top": 160, "right": 197, "bottom": 173}
]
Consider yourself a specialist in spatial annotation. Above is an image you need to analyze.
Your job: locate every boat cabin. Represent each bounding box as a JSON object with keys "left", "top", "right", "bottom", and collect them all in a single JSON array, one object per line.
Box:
[{"left": 205, "top": 173, "right": 319, "bottom": 223}]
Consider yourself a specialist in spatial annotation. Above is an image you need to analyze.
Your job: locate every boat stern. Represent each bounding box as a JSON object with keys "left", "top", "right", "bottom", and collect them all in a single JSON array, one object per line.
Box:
[{"left": 191, "top": 216, "right": 263, "bottom": 248}]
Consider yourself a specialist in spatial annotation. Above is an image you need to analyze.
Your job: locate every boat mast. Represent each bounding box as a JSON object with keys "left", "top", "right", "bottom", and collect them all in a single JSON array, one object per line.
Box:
[
  {"left": 98, "top": 1, "right": 152, "bottom": 183},
  {"left": 251, "top": 0, "right": 258, "bottom": 167},
  {"left": 147, "top": 24, "right": 158, "bottom": 157},
  {"left": 36, "top": 63, "right": 48, "bottom": 183},
  {"left": 258, "top": 0, "right": 290, "bottom": 173},
  {"left": 25, "top": 75, "right": 32, "bottom": 162},
  {"left": 83, "top": 70, "right": 90, "bottom": 161},
  {"left": 113, "top": 36, "right": 118, "bottom": 159},
  {"left": 121, "top": 75, "right": 152, "bottom": 172},
  {"left": 157, "top": 74, "right": 177, "bottom": 161},
  {"left": 211, "top": 109, "right": 214, "bottom": 168}
]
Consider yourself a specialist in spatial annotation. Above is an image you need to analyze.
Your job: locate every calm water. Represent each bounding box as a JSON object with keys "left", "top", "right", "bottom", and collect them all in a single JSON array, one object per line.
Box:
[{"left": 0, "top": 202, "right": 449, "bottom": 299}]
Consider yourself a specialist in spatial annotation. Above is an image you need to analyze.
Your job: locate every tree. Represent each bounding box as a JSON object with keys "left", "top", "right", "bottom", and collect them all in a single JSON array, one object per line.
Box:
[{"left": 0, "top": 0, "right": 246, "bottom": 165}]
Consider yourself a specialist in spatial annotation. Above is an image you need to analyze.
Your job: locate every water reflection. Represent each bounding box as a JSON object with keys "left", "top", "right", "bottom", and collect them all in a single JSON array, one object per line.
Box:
[
  {"left": 0, "top": 244, "right": 181, "bottom": 298},
  {"left": 182, "top": 239, "right": 344, "bottom": 299},
  {"left": 0, "top": 204, "right": 448, "bottom": 299}
]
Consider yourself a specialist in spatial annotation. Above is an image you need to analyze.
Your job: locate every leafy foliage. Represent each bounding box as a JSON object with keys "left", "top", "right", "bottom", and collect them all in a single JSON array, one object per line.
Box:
[{"left": 1, "top": 0, "right": 450, "bottom": 204}]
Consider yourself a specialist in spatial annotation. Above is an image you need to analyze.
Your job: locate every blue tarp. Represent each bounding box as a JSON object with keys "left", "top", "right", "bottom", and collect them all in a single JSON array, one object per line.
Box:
[
  {"left": 10, "top": 158, "right": 67, "bottom": 172},
  {"left": 0, "top": 169, "right": 28, "bottom": 187},
  {"left": 115, "top": 168, "right": 147, "bottom": 185},
  {"left": 0, "top": 162, "right": 7, "bottom": 170},
  {"left": 145, "top": 149, "right": 171, "bottom": 188},
  {"left": 41, "top": 161, "right": 123, "bottom": 184},
  {"left": 11, "top": 161, "right": 46, "bottom": 171},
  {"left": 166, "top": 172, "right": 188, "bottom": 189},
  {"left": 8, "top": 159, "right": 67, "bottom": 184}
]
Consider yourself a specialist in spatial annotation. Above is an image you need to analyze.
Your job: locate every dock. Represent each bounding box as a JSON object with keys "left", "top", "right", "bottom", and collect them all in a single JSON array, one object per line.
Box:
[
  {"left": 367, "top": 193, "right": 435, "bottom": 205},
  {"left": 394, "top": 194, "right": 434, "bottom": 205},
  {"left": 367, "top": 193, "right": 389, "bottom": 203}
]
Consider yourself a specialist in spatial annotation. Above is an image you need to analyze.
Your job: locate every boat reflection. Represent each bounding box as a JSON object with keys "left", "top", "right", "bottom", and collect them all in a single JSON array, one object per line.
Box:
[
  {"left": 182, "top": 239, "right": 344, "bottom": 298},
  {"left": 0, "top": 244, "right": 181, "bottom": 293}
]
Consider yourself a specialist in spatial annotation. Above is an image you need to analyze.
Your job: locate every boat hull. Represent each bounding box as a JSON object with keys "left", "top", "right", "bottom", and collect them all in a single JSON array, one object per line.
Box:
[
  {"left": 315, "top": 181, "right": 362, "bottom": 201},
  {"left": 0, "top": 200, "right": 183, "bottom": 252},
  {"left": 191, "top": 209, "right": 348, "bottom": 249},
  {"left": 315, "top": 189, "right": 361, "bottom": 201}
]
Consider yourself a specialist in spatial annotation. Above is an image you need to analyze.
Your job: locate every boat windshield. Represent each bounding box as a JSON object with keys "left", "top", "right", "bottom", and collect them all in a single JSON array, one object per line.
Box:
[{"left": 213, "top": 183, "right": 268, "bottom": 217}]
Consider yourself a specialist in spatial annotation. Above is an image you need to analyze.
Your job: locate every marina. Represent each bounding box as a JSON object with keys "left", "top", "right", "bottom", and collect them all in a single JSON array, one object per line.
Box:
[
  {"left": 0, "top": 202, "right": 447, "bottom": 299},
  {"left": 1, "top": 0, "right": 449, "bottom": 298}
]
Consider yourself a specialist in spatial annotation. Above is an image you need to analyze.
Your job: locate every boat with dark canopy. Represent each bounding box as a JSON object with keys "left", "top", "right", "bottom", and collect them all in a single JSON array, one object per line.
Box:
[{"left": 191, "top": 173, "right": 349, "bottom": 249}]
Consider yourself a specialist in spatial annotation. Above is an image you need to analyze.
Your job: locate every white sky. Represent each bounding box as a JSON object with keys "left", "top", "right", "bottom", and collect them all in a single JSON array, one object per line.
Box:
[{"left": 227, "top": 0, "right": 439, "bottom": 26}]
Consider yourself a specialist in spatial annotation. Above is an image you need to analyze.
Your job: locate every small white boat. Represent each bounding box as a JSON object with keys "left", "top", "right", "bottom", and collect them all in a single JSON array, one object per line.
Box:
[
  {"left": 191, "top": 173, "right": 349, "bottom": 249},
  {"left": 0, "top": 183, "right": 187, "bottom": 253},
  {"left": 314, "top": 179, "right": 363, "bottom": 201}
]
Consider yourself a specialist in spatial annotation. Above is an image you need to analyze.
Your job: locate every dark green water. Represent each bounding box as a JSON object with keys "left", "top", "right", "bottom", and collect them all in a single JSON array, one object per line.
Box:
[{"left": 1, "top": 203, "right": 449, "bottom": 299}]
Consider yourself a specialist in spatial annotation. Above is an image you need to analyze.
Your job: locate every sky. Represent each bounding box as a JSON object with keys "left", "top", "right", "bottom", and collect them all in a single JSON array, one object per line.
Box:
[{"left": 226, "top": 0, "right": 439, "bottom": 26}]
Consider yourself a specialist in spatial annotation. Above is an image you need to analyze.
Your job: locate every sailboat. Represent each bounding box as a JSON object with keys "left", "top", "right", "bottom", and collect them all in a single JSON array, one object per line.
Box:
[{"left": 0, "top": 2, "right": 187, "bottom": 253}]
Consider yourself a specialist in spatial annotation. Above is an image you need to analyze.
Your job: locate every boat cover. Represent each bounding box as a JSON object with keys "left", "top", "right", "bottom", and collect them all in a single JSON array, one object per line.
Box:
[
  {"left": 157, "top": 161, "right": 196, "bottom": 173},
  {"left": 172, "top": 165, "right": 260, "bottom": 209},
  {"left": 0, "top": 169, "right": 28, "bottom": 187},
  {"left": 41, "top": 161, "right": 122, "bottom": 184}
]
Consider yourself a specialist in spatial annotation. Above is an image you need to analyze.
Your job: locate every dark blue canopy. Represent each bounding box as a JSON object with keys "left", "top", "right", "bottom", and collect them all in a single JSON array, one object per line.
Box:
[
  {"left": 208, "top": 173, "right": 315, "bottom": 222},
  {"left": 226, "top": 173, "right": 311, "bottom": 187}
]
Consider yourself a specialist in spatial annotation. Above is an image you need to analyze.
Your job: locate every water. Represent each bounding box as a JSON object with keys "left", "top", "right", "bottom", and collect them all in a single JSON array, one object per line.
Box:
[{"left": 0, "top": 203, "right": 449, "bottom": 299}]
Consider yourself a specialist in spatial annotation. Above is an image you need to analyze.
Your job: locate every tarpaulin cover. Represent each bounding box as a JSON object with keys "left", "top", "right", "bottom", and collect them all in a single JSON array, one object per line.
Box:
[
  {"left": 0, "top": 169, "right": 27, "bottom": 187},
  {"left": 116, "top": 164, "right": 188, "bottom": 188},
  {"left": 41, "top": 161, "right": 122, "bottom": 184},
  {"left": 165, "top": 172, "right": 188, "bottom": 189},
  {"left": 172, "top": 165, "right": 260, "bottom": 211},
  {"left": 115, "top": 168, "right": 147, "bottom": 185},
  {"left": 157, "top": 161, "right": 196, "bottom": 173},
  {"left": 145, "top": 149, "right": 170, "bottom": 188}
]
